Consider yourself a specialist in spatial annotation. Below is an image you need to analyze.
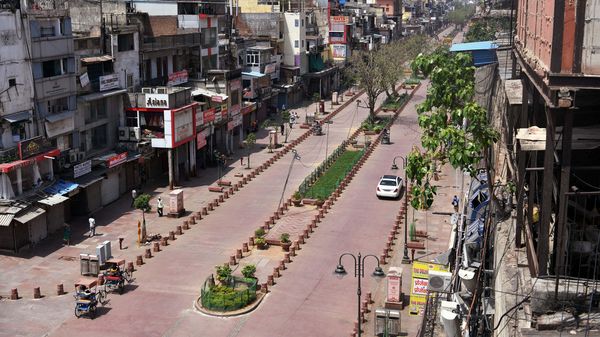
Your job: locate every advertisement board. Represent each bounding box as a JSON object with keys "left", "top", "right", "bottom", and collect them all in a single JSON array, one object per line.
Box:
[
  {"left": 173, "top": 106, "right": 194, "bottom": 144},
  {"left": 203, "top": 108, "right": 216, "bottom": 123},
  {"left": 196, "top": 132, "right": 207, "bottom": 150},
  {"left": 331, "top": 44, "right": 347, "bottom": 60},
  {"left": 167, "top": 70, "right": 188, "bottom": 86},
  {"left": 18, "top": 136, "right": 53, "bottom": 160},
  {"left": 145, "top": 94, "right": 169, "bottom": 108},
  {"left": 409, "top": 261, "right": 448, "bottom": 316},
  {"left": 99, "top": 73, "right": 120, "bottom": 91},
  {"left": 73, "top": 160, "right": 92, "bottom": 178},
  {"left": 107, "top": 152, "right": 127, "bottom": 168},
  {"left": 79, "top": 72, "right": 90, "bottom": 88}
]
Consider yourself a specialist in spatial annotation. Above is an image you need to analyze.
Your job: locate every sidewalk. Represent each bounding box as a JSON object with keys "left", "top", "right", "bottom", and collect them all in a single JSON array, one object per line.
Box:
[{"left": 0, "top": 87, "right": 358, "bottom": 300}]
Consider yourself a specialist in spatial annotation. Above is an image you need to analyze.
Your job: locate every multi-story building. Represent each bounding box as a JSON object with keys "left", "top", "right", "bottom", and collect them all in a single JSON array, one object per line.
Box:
[{"left": 503, "top": 0, "right": 600, "bottom": 334}]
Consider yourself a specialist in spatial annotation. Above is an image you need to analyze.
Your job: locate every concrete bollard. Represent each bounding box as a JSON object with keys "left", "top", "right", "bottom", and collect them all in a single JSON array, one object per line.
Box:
[
  {"left": 219, "top": 195, "right": 224, "bottom": 203},
  {"left": 388, "top": 234, "right": 395, "bottom": 243},
  {"left": 236, "top": 249, "right": 243, "bottom": 259},
  {"left": 284, "top": 253, "right": 291, "bottom": 263},
  {"left": 229, "top": 256, "right": 237, "bottom": 265},
  {"left": 233, "top": 184, "right": 239, "bottom": 191},
  {"left": 195, "top": 211, "right": 203, "bottom": 220},
  {"left": 169, "top": 231, "right": 176, "bottom": 240},
  {"left": 176, "top": 226, "right": 183, "bottom": 235},
  {"left": 270, "top": 216, "right": 275, "bottom": 225},
  {"left": 386, "top": 241, "right": 392, "bottom": 250},
  {"left": 274, "top": 212, "right": 280, "bottom": 220},
  {"left": 278, "top": 208, "right": 284, "bottom": 216},
  {"left": 242, "top": 243, "right": 249, "bottom": 253},
  {"left": 384, "top": 248, "right": 389, "bottom": 258},
  {"left": 273, "top": 267, "right": 280, "bottom": 278},
  {"left": 202, "top": 207, "right": 208, "bottom": 215},
  {"left": 10, "top": 288, "right": 18, "bottom": 300},
  {"left": 207, "top": 203, "right": 214, "bottom": 211},
  {"left": 189, "top": 216, "right": 196, "bottom": 225},
  {"left": 267, "top": 275, "right": 274, "bottom": 286},
  {"left": 33, "top": 287, "right": 41, "bottom": 299},
  {"left": 263, "top": 222, "right": 270, "bottom": 230},
  {"left": 303, "top": 229, "right": 309, "bottom": 239},
  {"left": 380, "top": 254, "right": 387, "bottom": 265},
  {"left": 307, "top": 224, "right": 313, "bottom": 233},
  {"left": 366, "top": 292, "right": 373, "bottom": 304},
  {"left": 311, "top": 219, "right": 317, "bottom": 229},
  {"left": 224, "top": 191, "right": 229, "bottom": 199},
  {"left": 127, "top": 261, "right": 135, "bottom": 272},
  {"left": 161, "top": 237, "right": 169, "bottom": 246},
  {"left": 290, "top": 246, "right": 296, "bottom": 256},
  {"left": 362, "top": 299, "right": 370, "bottom": 312},
  {"left": 214, "top": 198, "right": 219, "bottom": 206},
  {"left": 279, "top": 260, "right": 286, "bottom": 271},
  {"left": 249, "top": 237, "right": 255, "bottom": 246},
  {"left": 298, "top": 235, "right": 305, "bottom": 244},
  {"left": 183, "top": 221, "right": 189, "bottom": 230},
  {"left": 261, "top": 283, "right": 269, "bottom": 293},
  {"left": 136, "top": 255, "right": 144, "bottom": 266},
  {"left": 153, "top": 242, "right": 160, "bottom": 252},
  {"left": 56, "top": 284, "right": 65, "bottom": 296},
  {"left": 145, "top": 248, "right": 152, "bottom": 259}
]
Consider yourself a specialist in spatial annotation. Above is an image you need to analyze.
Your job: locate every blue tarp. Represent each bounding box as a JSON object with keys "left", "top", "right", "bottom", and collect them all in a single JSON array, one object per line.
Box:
[
  {"left": 450, "top": 41, "right": 498, "bottom": 66},
  {"left": 44, "top": 179, "right": 78, "bottom": 196}
]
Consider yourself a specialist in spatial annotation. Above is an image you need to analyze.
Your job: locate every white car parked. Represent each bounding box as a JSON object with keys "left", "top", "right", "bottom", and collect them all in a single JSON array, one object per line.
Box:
[{"left": 376, "top": 175, "right": 404, "bottom": 199}]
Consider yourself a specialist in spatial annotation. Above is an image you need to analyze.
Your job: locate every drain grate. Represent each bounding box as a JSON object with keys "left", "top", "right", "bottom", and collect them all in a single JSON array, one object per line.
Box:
[{"left": 58, "top": 256, "right": 76, "bottom": 261}]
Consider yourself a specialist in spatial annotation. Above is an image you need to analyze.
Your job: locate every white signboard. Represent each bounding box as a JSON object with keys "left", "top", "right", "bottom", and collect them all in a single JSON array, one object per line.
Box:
[
  {"left": 99, "top": 73, "right": 120, "bottom": 91},
  {"left": 73, "top": 160, "right": 92, "bottom": 178},
  {"left": 79, "top": 72, "right": 90, "bottom": 88},
  {"left": 145, "top": 94, "right": 169, "bottom": 108},
  {"left": 173, "top": 107, "right": 194, "bottom": 144}
]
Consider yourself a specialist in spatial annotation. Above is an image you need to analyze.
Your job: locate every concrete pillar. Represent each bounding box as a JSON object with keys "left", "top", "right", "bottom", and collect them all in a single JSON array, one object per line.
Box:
[
  {"left": 168, "top": 149, "right": 174, "bottom": 190},
  {"left": 174, "top": 147, "right": 180, "bottom": 185},
  {"left": 16, "top": 167, "right": 22, "bottom": 195},
  {"left": 189, "top": 139, "right": 197, "bottom": 177},
  {"left": 47, "top": 158, "right": 54, "bottom": 180}
]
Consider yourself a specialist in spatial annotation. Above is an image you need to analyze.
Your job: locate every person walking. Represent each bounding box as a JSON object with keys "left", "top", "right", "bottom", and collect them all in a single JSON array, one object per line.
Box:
[
  {"left": 157, "top": 197, "right": 164, "bottom": 217},
  {"left": 452, "top": 195, "right": 459, "bottom": 213},
  {"left": 280, "top": 123, "right": 285, "bottom": 136},
  {"left": 131, "top": 189, "right": 137, "bottom": 207},
  {"left": 289, "top": 114, "right": 295, "bottom": 129},
  {"left": 63, "top": 224, "right": 71, "bottom": 246},
  {"left": 88, "top": 216, "right": 96, "bottom": 237}
]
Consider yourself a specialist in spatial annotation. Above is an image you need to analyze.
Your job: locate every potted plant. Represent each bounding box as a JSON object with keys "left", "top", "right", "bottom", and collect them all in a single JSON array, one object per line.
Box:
[
  {"left": 255, "top": 237, "right": 267, "bottom": 250},
  {"left": 242, "top": 264, "right": 257, "bottom": 280},
  {"left": 292, "top": 191, "right": 303, "bottom": 207},
  {"left": 280, "top": 233, "right": 291, "bottom": 251}
]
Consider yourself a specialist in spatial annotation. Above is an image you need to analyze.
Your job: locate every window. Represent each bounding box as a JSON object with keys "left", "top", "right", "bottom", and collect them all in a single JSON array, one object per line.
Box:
[
  {"left": 91, "top": 124, "right": 107, "bottom": 149},
  {"left": 294, "top": 40, "right": 299, "bottom": 48},
  {"left": 201, "top": 27, "right": 217, "bottom": 48},
  {"left": 145, "top": 59, "right": 151, "bottom": 81},
  {"left": 302, "top": 18, "right": 304, "bottom": 27},
  {"left": 301, "top": 40, "right": 304, "bottom": 48},
  {"left": 40, "top": 25, "right": 55, "bottom": 37},
  {"left": 42, "top": 59, "right": 63, "bottom": 77},
  {"left": 86, "top": 99, "right": 107, "bottom": 122},
  {"left": 11, "top": 123, "right": 26, "bottom": 143},
  {"left": 295, "top": 19, "right": 299, "bottom": 27},
  {"left": 246, "top": 51, "right": 259, "bottom": 66},
  {"left": 231, "top": 89, "right": 239, "bottom": 106},
  {"left": 127, "top": 74, "right": 134, "bottom": 93},
  {"left": 48, "top": 97, "right": 68, "bottom": 114},
  {"left": 118, "top": 33, "right": 134, "bottom": 52},
  {"left": 8, "top": 78, "right": 16, "bottom": 87}
]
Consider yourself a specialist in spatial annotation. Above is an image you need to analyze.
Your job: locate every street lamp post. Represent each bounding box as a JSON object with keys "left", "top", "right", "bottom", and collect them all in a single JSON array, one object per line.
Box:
[
  {"left": 392, "top": 156, "right": 411, "bottom": 264},
  {"left": 334, "top": 252, "right": 385, "bottom": 337}
]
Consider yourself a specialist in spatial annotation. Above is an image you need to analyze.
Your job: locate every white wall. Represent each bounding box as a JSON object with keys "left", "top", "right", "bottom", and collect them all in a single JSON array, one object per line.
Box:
[
  {"left": 283, "top": 12, "right": 306, "bottom": 70},
  {"left": 132, "top": 1, "right": 178, "bottom": 16},
  {"left": 0, "top": 13, "right": 35, "bottom": 117},
  {"left": 114, "top": 32, "right": 140, "bottom": 90}
]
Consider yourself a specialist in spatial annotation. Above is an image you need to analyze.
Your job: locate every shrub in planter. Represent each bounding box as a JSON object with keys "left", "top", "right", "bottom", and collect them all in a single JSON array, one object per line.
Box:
[
  {"left": 255, "top": 228, "right": 266, "bottom": 238},
  {"left": 215, "top": 265, "right": 232, "bottom": 284},
  {"left": 255, "top": 237, "right": 268, "bottom": 249},
  {"left": 292, "top": 191, "right": 303, "bottom": 207},
  {"left": 280, "top": 233, "right": 292, "bottom": 251},
  {"left": 242, "top": 264, "right": 257, "bottom": 279}
]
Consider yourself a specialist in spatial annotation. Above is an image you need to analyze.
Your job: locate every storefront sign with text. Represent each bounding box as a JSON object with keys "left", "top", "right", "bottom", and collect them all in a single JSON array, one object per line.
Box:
[{"left": 107, "top": 152, "right": 127, "bottom": 168}]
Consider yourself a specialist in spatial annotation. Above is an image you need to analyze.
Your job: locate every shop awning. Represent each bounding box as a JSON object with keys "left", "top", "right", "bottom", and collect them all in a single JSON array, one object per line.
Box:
[
  {"left": 0, "top": 214, "right": 14, "bottom": 227},
  {"left": 79, "top": 88, "right": 127, "bottom": 102},
  {"left": 38, "top": 194, "right": 68, "bottom": 206},
  {"left": 73, "top": 170, "right": 105, "bottom": 188},
  {"left": 14, "top": 206, "right": 46, "bottom": 224},
  {"left": 44, "top": 179, "right": 78, "bottom": 196},
  {"left": 242, "top": 71, "right": 267, "bottom": 78},
  {"left": 3, "top": 111, "right": 31, "bottom": 123},
  {"left": 45, "top": 110, "right": 74, "bottom": 123},
  {"left": 81, "top": 55, "right": 114, "bottom": 64}
]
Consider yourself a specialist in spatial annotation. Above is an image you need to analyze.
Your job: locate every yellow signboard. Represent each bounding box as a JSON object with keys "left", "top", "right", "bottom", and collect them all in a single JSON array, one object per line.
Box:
[{"left": 409, "top": 261, "right": 449, "bottom": 316}]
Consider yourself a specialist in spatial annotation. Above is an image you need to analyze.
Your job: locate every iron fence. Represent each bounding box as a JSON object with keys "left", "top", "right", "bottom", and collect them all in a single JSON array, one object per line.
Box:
[{"left": 201, "top": 276, "right": 257, "bottom": 312}]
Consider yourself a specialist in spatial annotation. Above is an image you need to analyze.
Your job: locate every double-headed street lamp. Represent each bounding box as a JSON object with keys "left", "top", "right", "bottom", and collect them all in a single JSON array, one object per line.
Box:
[
  {"left": 391, "top": 156, "right": 411, "bottom": 264},
  {"left": 334, "top": 252, "right": 385, "bottom": 337}
]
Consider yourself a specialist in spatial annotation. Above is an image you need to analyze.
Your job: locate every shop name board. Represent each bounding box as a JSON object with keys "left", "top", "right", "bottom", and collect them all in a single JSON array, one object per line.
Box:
[
  {"left": 211, "top": 95, "right": 223, "bottom": 103},
  {"left": 99, "top": 73, "right": 120, "bottom": 91},
  {"left": 146, "top": 94, "right": 169, "bottom": 108},
  {"left": 167, "top": 70, "right": 188, "bottom": 86},
  {"left": 107, "top": 152, "right": 127, "bottom": 168},
  {"left": 173, "top": 107, "right": 194, "bottom": 144},
  {"left": 79, "top": 72, "right": 90, "bottom": 88},
  {"left": 18, "top": 136, "right": 52, "bottom": 160},
  {"left": 73, "top": 160, "right": 92, "bottom": 178},
  {"left": 230, "top": 78, "right": 242, "bottom": 91},
  {"left": 203, "top": 108, "right": 216, "bottom": 123},
  {"left": 331, "top": 16, "right": 349, "bottom": 23},
  {"left": 196, "top": 132, "right": 207, "bottom": 150}
]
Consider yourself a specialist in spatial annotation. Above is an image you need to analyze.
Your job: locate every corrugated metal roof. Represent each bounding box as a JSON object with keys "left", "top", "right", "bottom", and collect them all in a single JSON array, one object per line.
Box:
[
  {"left": 44, "top": 180, "right": 78, "bottom": 196},
  {"left": 14, "top": 206, "right": 45, "bottom": 224},
  {"left": 450, "top": 41, "right": 498, "bottom": 52},
  {"left": 0, "top": 214, "right": 14, "bottom": 227}
]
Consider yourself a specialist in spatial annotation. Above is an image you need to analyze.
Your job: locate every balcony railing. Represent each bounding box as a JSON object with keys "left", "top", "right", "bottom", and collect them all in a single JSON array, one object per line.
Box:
[{"left": 141, "top": 33, "right": 201, "bottom": 52}]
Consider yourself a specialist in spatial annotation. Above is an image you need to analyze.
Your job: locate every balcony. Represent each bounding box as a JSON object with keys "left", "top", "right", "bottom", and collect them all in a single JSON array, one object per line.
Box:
[
  {"left": 141, "top": 33, "right": 201, "bottom": 52},
  {"left": 35, "top": 74, "right": 77, "bottom": 100},
  {"left": 31, "top": 37, "right": 74, "bottom": 60}
]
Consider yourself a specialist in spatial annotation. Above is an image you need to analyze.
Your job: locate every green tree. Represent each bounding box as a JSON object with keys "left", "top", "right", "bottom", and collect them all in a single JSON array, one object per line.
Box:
[
  {"left": 215, "top": 265, "right": 232, "bottom": 284},
  {"left": 133, "top": 193, "right": 151, "bottom": 242},
  {"left": 407, "top": 48, "right": 498, "bottom": 210},
  {"left": 245, "top": 133, "right": 256, "bottom": 169}
]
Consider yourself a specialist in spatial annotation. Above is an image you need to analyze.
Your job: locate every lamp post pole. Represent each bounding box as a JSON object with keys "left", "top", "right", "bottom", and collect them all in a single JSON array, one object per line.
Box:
[
  {"left": 335, "top": 252, "right": 385, "bottom": 337},
  {"left": 392, "top": 156, "right": 411, "bottom": 264}
]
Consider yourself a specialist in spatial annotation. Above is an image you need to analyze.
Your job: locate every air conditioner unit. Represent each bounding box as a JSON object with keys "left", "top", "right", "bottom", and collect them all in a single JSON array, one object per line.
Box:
[
  {"left": 156, "top": 88, "right": 167, "bottom": 94},
  {"left": 77, "top": 152, "right": 86, "bottom": 162},
  {"left": 428, "top": 270, "right": 452, "bottom": 293},
  {"left": 69, "top": 152, "right": 78, "bottom": 164},
  {"left": 118, "top": 126, "right": 130, "bottom": 141},
  {"left": 129, "top": 127, "right": 141, "bottom": 141},
  {"left": 141, "top": 88, "right": 152, "bottom": 94}
]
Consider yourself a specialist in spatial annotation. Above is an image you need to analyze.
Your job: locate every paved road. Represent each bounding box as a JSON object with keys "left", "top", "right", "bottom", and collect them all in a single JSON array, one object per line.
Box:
[{"left": 0, "top": 86, "right": 394, "bottom": 337}]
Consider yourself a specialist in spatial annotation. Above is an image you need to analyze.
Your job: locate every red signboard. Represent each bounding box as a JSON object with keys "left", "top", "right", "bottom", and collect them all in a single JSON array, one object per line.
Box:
[
  {"left": 107, "top": 152, "right": 127, "bottom": 168},
  {"left": 203, "top": 108, "right": 216, "bottom": 123},
  {"left": 211, "top": 96, "right": 223, "bottom": 103},
  {"left": 387, "top": 275, "right": 401, "bottom": 302},
  {"left": 196, "top": 133, "right": 207, "bottom": 150},
  {"left": 167, "top": 70, "right": 188, "bottom": 86},
  {"left": 241, "top": 103, "right": 256, "bottom": 115}
]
